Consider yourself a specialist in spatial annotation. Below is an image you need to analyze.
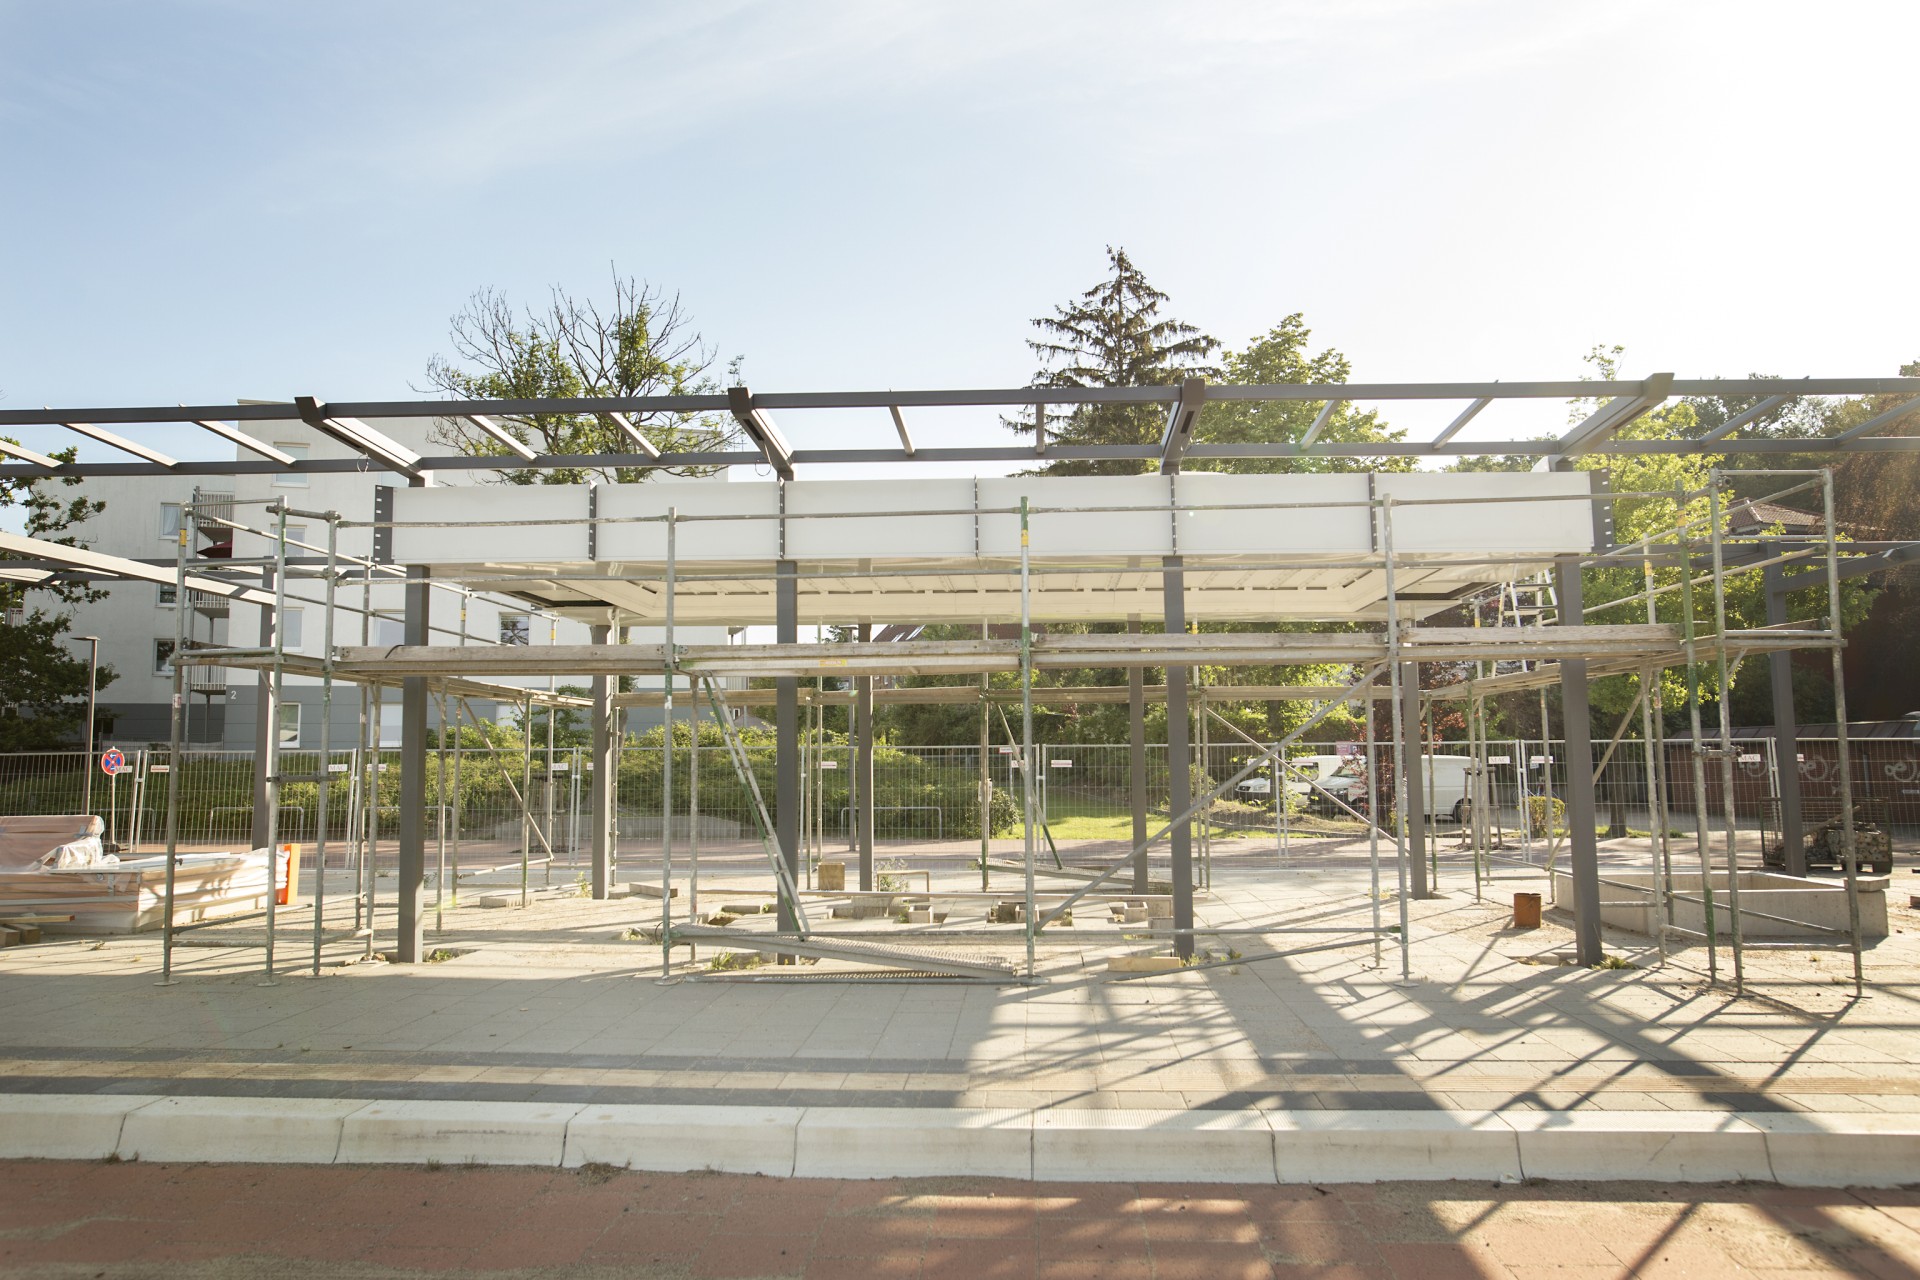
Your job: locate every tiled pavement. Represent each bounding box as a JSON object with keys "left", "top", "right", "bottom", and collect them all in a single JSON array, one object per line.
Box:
[
  {"left": 4, "top": 1159, "right": 1918, "bottom": 1278},
  {"left": 3, "top": 860, "right": 1917, "bottom": 1123}
]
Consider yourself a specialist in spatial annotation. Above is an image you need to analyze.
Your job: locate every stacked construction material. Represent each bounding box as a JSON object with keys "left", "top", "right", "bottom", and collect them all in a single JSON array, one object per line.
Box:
[{"left": 0, "top": 815, "right": 289, "bottom": 935}]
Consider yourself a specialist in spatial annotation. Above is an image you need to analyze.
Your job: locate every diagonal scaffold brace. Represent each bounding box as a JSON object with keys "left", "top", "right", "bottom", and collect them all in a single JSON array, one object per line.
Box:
[{"left": 696, "top": 673, "right": 810, "bottom": 938}]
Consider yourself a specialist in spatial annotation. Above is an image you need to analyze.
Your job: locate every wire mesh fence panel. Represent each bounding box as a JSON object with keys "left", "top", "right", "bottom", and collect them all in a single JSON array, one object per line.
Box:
[{"left": 0, "top": 751, "right": 96, "bottom": 819}]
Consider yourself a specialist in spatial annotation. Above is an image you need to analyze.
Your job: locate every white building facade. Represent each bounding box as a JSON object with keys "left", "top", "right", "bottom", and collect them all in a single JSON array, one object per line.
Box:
[{"left": 57, "top": 411, "right": 732, "bottom": 751}]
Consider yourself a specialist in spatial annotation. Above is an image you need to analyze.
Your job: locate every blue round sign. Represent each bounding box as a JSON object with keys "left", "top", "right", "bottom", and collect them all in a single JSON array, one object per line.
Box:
[{"left": 100, "top": 748, "right": 126, "bottom": 775}]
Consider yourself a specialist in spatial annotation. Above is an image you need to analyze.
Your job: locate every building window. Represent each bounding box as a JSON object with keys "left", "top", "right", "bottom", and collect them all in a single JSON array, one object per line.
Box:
[
  {"left": 160, "top": 503, "right": 184, "bottom": 540},
  {"left": 273, "top": 445, "right": 309, "bottom": 488},
  {"left": 154, "top": 639, "right": 176, "bottom": 675},
  {"left": 158, "top": 584, "right": 178, "bottom": 607},
  {"left": 277, "top": 702, "right": 301, "bottom": 745},
  {"left": 499, "top": 613, "right": 531, "bottom": 646},
  {"left": 281, "top": 607, "right": 304, "bottom": 650}
]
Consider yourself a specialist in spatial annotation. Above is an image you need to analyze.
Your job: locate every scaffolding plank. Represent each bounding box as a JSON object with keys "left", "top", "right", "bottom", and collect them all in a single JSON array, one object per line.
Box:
[{"left": 671, "top": 925, "right": 1017, "bottom": 981}]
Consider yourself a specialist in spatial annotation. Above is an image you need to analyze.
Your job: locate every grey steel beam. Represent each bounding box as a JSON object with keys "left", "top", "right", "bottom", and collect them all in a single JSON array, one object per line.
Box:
[
  {"left": 589, "top": 623, "right": 614, "bottom": 900},
  {"left": 1556, "top": 560, "right": 1604, "bottom": 966},
  {"left": 395, "top": 565, "right": 431, "bottom": 962},
  {"left": 728, "top": 387, "right": 795, "bottom": 480},
  {"left": 1399, "top": 664, "right": 1428, "bottom": 898},
  {"left": 5, "top": 377, "right": 1918, "bottom": 431},
  {"left": 1164, "top": 556, "right": 1194, "bottom": 960},
  {"left": 10, "top": 433, "right": 1920, "bottom": 483},
  {"left": 1767, "top": 551, "right": 1806, "bottom": 876},
  {"left": 1558, "top": 373, "right": 1674, "bottom": 455},
  {"left": 1157, "top": 378, "right": 1207, "bottom": 475},
  {"left": 775, "top": 561, "right": 800, "bottom": 933}
]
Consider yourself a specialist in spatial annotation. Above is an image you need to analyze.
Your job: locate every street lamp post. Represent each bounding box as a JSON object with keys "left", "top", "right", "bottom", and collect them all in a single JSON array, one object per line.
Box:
[{"left": 78, "top": 635, "right": 100, "bottom": 818}]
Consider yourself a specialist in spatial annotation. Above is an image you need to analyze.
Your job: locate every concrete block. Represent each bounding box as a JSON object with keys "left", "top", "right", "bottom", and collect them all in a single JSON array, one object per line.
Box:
[
  {"left": 0, "top": 1093, "right": 158, "bottom": 1160},
  {"left": 119, "top": 1096, "right": 365, "bottom": 1164},
  {"left": 565, "top": 1105, "right": 801, "bottom": 1176},
  {"left": 1107, "top": 955, "right": 1182, "bottom": 974},
  {"left": 1034, "top": 1109, "right": 1275, "bottom": 1184},
  {"left": 795, "top": 1107, "right": 1031, "bottom": 1180},
  {"left": 337, "top": 1100, "right": 582, "bottom": 1167},
  {"left": 1742, "top": 1112, "right": 1920, "bottom": 1187},
  {"left": 1269, "top": 1110, "right": 1521, "bottom": 1183},
  {"left": 1507, "top": 1110, "right": 1770, "bottom": 1183}
]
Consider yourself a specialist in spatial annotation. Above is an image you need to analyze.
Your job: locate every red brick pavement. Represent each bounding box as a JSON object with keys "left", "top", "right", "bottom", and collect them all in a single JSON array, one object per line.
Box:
[{"left": 2, "top": 1160, "right": 1916, "bottom": 1278}]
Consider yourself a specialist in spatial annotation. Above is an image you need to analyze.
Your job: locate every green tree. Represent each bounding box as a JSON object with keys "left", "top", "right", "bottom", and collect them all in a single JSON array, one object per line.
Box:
[
  {"left": 0, "top": 439, "right": 117, "bottom": 748},
  {"left": 423, "top": 268, "right": 741, "bottom": 484},
  {"left": 1010, "top": 246, "right": 1217, "bottom": 475},
  {"left": 1194, "top": 315, "right": 1410, "bottom": 473}
]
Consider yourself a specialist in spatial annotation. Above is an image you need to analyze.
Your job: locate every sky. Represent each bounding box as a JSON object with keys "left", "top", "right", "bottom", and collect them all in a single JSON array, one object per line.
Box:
[{"left": 2, "top": 0, "right": 1917, "bottom": 471}]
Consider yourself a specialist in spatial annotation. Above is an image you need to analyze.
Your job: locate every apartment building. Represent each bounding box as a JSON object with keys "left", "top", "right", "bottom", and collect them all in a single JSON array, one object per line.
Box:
[{"left": 55, "top": 411, "right": 733, "bottom": 750}]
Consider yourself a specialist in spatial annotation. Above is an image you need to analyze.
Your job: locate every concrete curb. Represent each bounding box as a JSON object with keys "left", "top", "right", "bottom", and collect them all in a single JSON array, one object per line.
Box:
[{"left": 4, "top": 1096, "right": 1916, "bottom": 1188}]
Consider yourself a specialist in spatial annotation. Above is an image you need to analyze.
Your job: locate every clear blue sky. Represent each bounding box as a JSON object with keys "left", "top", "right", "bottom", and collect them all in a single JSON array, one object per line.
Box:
[{"left": 2, "top": 0, "right": 1916, "bottom": 466}]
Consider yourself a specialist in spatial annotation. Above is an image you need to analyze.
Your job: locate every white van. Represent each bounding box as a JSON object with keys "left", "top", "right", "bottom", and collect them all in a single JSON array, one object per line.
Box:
[{"left": 1413, "top": 755, "right": 1474, "bottom": 822}]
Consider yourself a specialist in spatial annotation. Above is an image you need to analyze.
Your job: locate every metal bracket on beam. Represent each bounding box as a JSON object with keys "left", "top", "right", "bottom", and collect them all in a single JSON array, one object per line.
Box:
[
  {"left": 371, "top": 487, "right": 394, "bottom": 564},
  {"left": 727, "top": 386, "right": 794, "bottom": 479},
  {"left": 888, "top": 405, "right": 916, "bottom": 456},
  {"left": 607, "top": 413, "right": 661, "bottom": 459},
  {"left": 1557, "top": 372, "right": 1674, "bottom": 456},
  {"left": 295, "top": 396, "right": 425, "bottom": 477},
  {"left": 463, "top": 414, "right": 538, "bottom": 461},
  {"left": 1834, "top": 393, "right": 1920, "bottom": 443},
  {"left": 0, "top": 438, "right": 60, "bottom": 469},
  {"left": 1158, "top": 378, "right": 1207, "bottom": 475},
  {"left": 59, "top": 417, "right": 177, "bottom": 467},
  {"left": 1300, "top": 397, "right": 1342, "bottom": 447},
  {"left": 190, "top": 418, "right": 295, "bottom": 465}
]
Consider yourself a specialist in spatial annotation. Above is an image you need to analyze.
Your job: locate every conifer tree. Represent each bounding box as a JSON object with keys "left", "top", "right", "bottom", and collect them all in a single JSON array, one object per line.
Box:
[{"left": 1010, "top": 247, "right": 1217, "bottom": 475}]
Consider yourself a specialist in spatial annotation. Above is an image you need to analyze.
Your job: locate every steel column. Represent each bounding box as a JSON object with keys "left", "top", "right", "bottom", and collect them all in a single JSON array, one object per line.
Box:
[
  {"left": 1163, "top": 556, "right": 1194, "bottom": 959},
  {"left": 1128, "top": 617, "right": 1148, "bottom": 895},
  {"left": 249, "top": 565, "right": 275, "bottom": 851},
  {"left": 395, "top": 565, "right": 429, "bottom": 963},
  {"left": 1398, "top": 664, "right": 1429, "bottom": 899},
  {"left": 588, "top": 622, "right": 614, "bottom": 899},
  {"left": 855, "top": 620, "right": 875, "bottom": 892},
  {"left": 775, "top": 561, "right": 800, "bottom": 935},
  {"left": 1556, "top": 560, "right": 1604, "bottom": 965},
  {"left": 1765, "top": 547, "right": 1806, "bottom": 875}
]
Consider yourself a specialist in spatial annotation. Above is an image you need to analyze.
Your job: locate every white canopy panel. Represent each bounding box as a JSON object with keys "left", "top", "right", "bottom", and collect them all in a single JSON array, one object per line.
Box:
[{"left": 387, "top": 471, "right": 1597, "bottom": 626}]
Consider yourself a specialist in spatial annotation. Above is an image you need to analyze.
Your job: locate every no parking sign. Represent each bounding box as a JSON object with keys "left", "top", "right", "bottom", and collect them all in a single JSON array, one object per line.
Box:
[{"left": 100, "top": 747, "right": 126, "bottom": 775}]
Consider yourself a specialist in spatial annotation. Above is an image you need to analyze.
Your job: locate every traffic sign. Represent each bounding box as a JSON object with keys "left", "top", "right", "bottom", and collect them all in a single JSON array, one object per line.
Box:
[{"left": 100, "top": 748, "right": 126, "bottom": 775}]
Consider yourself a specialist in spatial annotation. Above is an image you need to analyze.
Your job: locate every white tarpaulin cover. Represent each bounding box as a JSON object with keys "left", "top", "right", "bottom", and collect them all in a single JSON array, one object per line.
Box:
[{"left": 0, "top": 815, "right": 115, "bottom": 873}]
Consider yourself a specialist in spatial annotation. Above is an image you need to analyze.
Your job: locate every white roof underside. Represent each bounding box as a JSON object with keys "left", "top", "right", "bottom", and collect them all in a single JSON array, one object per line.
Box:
[{"left": 389, "top": 472, "right": 1596, "bottom": 626}]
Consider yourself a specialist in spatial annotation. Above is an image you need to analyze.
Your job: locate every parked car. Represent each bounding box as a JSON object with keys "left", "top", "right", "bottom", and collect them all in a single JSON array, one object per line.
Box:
[{"left": 1236, "top": 754, "right": 1366, "bottom": 813}]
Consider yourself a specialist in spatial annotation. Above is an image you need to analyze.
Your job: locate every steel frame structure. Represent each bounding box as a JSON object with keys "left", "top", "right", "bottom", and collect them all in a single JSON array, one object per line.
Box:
[
  {"left": 6, "top": 376, "right": 1910, "bottom": 990},
  {"left": 2, "top": 376, "right": 1917, "bottom": 482}
]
